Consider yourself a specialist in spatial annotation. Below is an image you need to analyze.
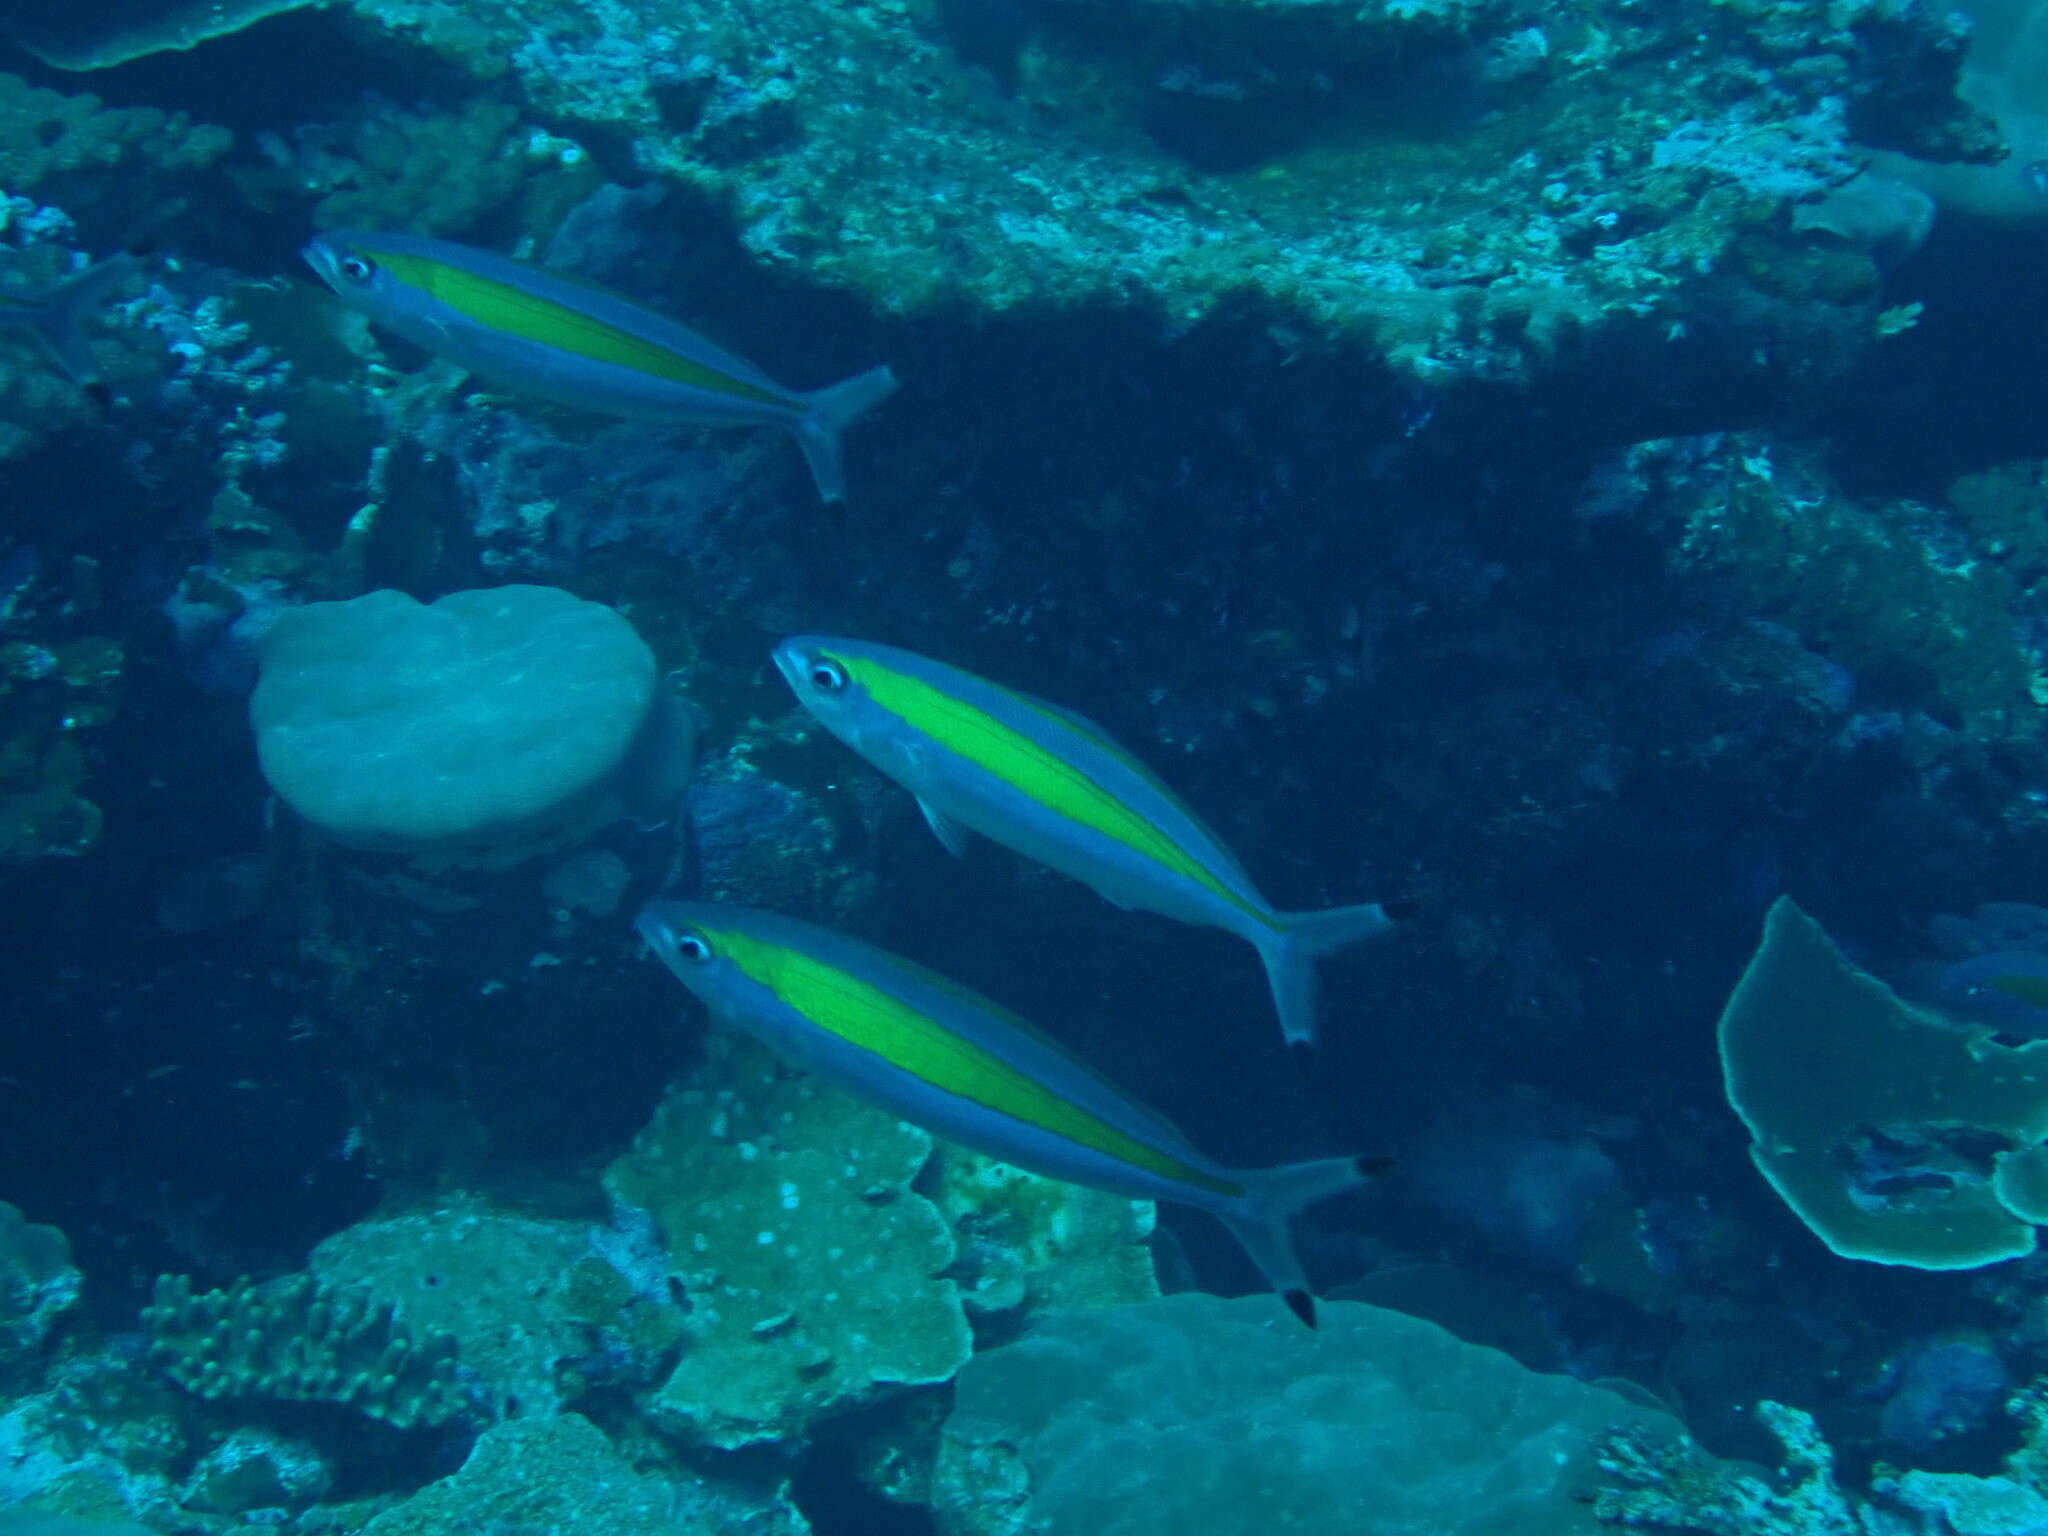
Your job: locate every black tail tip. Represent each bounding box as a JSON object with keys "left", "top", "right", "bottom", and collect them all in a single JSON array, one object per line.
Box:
[
  {"left": 1380, "top": 897, "right": 1422, "bottom": 924},
  {"left": 1283, "top": 1288, "right": 1317, "bottom": 1329},
  {"left": 1355, "top": 1154, "right": 1395, "bottom": 1178},
  {"left": 1288, "top": 1039, "right": 1317, "bottom": 1074}
]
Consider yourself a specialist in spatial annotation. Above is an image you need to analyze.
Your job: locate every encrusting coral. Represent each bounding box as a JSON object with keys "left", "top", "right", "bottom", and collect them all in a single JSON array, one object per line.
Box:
[{"left": 140, "top": 1272, "right": 470, "bottom": 1428}]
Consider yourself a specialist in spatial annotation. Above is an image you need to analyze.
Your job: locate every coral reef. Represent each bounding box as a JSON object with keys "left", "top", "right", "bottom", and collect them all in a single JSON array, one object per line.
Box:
[
  {"left": 274, "top": 0, "right": 1971, "bottom": 424},
  {"left": 0, "top": 217, "right": 152, "bottom": 464},
  {"left": 601, "top": 1030, "right": 1162, "bottom": 1451},
  {"left": 354, "top": 1412, "right": 810, "bottom": 1536},
  {"left": 0, "top": 621, "right": 124, "bottom": 869},
  {"left": 249, "top": 586, "right": 679, "bottom": 863},
  {"left": 932, "top": 1290, "right": 1686, "bottom": 1536},
  {"left": 604, "top": 1032, "right": 975, "bottom": 1451},
  {"left": 303, "top": 101, "right": 559, "bottom": 236},
  {"left": 175, "top": 1428, "right": 330, "bottom": 1515},
  {"left": 1718, "top": 896, "right": 2048, "bottom": 1268},
  {"left": 0, "top": 1202, "right": 79, "bottom": 1361},
  {"left": 0, "top": 0, "right": 2045, "bottom": 1532},
  {"left": 0, "top": 0, "right": 311, "bottom": 70},
  {"left": 920, "top": 1145, "right": 1159, "bottom": 1322},
  {"left": 1585, "top": 433, "right": 2045, "bottom": 736},
  {"left": 307, "top": 1199, "right": 687, "bottom": 1417},
  {"left": 1595, "top": 1399, "right": 1870, "bottom": 1533},
  {"left": 139, "top": 1272, "right": 470, "bottom": 1428},
  {"left": 0, "top": 77, "right": 229, "bottom": 202}
]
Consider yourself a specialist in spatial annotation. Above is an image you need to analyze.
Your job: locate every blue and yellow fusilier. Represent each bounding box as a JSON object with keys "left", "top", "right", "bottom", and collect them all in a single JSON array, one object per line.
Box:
[
  {"left": 774, "top": 636, "right": 1403, "bottom": 1059},
  {"left": 302, "top": 231, "right": 897, "bottom": 504},
  {"left": 636, "top": 899, "right": 1385, "bottom": 1327}
]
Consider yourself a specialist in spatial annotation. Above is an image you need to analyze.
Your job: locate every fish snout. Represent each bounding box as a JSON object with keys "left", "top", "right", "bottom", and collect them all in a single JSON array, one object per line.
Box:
[
  {"left": 301, "top": 238, "right": 339, "bottom": 286},
  {"left": 771, "top": 638, "right": 818, "bottom": 695}
]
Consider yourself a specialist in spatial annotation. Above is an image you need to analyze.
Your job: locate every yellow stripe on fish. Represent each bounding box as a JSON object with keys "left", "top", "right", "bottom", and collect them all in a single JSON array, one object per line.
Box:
[
  {"left": 841, "top": 652, "right": 1271, "bottom": 929},
  {"left": 713, "top": 923, "right": 1243, "bottom": 1197},
  {"left": 302, "top": 229, "right": 897, "bottom": 504},
  {"left": 776, "top": 636, "right": 1405, "bottom": 1058},
  {"left": 637, "top": 898, "right": 1384, "bottom": 1327},
  {"left": 371, "top": 249, "right": 791, "bottom": 407}
]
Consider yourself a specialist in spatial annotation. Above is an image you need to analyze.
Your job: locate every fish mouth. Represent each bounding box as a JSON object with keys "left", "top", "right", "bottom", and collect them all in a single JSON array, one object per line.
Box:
[
  {"left": 770, "top": 639, "right": 809, "bottom": 692},
  {"left": 632, "top": 901, "right": 672, "bottom": 952}
]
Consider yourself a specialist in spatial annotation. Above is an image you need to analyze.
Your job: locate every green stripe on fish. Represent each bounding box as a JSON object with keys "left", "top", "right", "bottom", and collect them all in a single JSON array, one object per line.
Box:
[
  {"left": 838, "top": 651, "right": 1271, "bottom": 928},
  {"left": 711, "top": 923, "right": 1244, "bottom": 1197},
  {"left": 637, "top": 899, "right": 1384, "bottom": 1326},
  {"left": 302, "top": 230, "right": 897, "bottom": 504},
  {"left": 369, "top": 248, "right": 792, "bottom": 407},
  {"left": 777, "top": 636, "right": 1404, "bottom": 1058}
]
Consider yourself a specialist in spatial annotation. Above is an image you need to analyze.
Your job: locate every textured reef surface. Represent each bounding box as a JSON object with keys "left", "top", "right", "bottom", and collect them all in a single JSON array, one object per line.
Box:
[{"left": 8, "top": 0, "right": 2048, "bottom": 1530}]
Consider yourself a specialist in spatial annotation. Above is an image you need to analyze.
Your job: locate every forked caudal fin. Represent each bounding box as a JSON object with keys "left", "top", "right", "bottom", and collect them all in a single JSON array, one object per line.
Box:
[
  {"left": 793, "top": 363, "right": 899, "bottom": 503},
  {"left": 1218, "top": 1153, "right": 1392, "bottom": 1329},
  {"left": 1256, "top": 900, "right": 1404, "bottom": 1059}
]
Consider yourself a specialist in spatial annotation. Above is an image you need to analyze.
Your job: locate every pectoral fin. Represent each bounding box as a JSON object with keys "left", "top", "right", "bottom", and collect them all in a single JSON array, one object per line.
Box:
[{"left": 918, "top": 799, "right": 969, "bottom": 857}]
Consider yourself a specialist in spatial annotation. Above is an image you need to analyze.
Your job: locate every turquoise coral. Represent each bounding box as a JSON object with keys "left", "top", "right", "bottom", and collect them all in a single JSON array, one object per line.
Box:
[
  {"left": 354, "top": 1412, "right": 810, "bottom": 1536},
  {"left": 140, "top": 1272, "right": 470, "bottom": 1428},
  {"left": 75, "top": 0, "right": 1949, "bottom": 403},
  {"left": 933, "top": 1291, "right": 1686, "bottom": 1536},
  {"left": 0, "top": 75, "right": 229, "bottom": 193},
  {"left": 604, "top": 1032, "right": 974, "bottom": 1451},
  {"left": 1718, "top": 896, "right": 2048, "bottom": 1269},
  {"left": 0, "top": 1203, "right": 79, "bottom": 1360},
  {"left": 307, "top": 1199, "right": 687, "bottom": 1418},
  {"left": 919, "top": 1145, "right": 1159, "bottom": 1322}
]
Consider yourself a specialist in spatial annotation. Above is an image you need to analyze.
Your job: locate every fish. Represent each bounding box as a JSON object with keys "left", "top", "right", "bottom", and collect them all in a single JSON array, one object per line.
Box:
[
  {"left": 773, "top": 636, "right": 1404, "bottom": 1059},
  {"left": 302, "top": 230, "right": 898, "bottom": 504},
  {"left": 636, "top": 898, "right": 1387, "bottom": 1327},
  {"left": 0, "top": 252, "right": 139, "bottom": 392}
]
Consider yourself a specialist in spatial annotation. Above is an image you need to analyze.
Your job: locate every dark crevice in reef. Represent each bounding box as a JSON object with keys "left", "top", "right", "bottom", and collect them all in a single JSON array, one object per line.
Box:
[
  {"left": 791, "top": 1426, "right": 938, "bottom": 1536},
  {"left": 1820, "top": 214, "right": 2048, "bottom": 499},
  {"left": 3, "top": 8, "right": 401, "bottom": 130}
]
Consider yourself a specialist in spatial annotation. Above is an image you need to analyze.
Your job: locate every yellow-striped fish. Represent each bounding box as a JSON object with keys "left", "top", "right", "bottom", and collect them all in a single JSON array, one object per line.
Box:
[
  {"left": 775, "top": 636, "right": 1405, "bottom": 1060},
  {"left": 637, "top": 899, "right": 1386, "bottom": 1327},
  {"left": 303, "top": 231, "right": 896, "bottom": 503}
]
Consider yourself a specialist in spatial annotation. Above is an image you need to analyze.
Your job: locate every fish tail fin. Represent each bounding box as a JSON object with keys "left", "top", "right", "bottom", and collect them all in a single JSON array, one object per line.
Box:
[
  {"left": 794, "top": 363, "right": 899, "bottom": 503},
  {"left": 1256, "top": 899, "right": 1408, "bottom": 1061},
  {"left": 26, "top": 253, "right": 139, "bottom": 386},
  {"left": 1217, "top": 1153, "right": 1393, "bottom": 1329}
]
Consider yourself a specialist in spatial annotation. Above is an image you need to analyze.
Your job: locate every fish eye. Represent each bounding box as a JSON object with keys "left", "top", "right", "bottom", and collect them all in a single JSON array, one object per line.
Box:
[
  {"left": 338, "top": 254, "right": 375, "bottom": 284},
  {"left": 675, "top": 929, "right": 713, "bottom": 963},
  {"left": 809, "top": 659, "right": 848, "bottom": 692}
]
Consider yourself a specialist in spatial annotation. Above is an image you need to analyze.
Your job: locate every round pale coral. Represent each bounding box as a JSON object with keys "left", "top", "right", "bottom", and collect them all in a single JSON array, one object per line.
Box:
[{"left": 251, "top": 585, "right": 656, "bottom": 856}]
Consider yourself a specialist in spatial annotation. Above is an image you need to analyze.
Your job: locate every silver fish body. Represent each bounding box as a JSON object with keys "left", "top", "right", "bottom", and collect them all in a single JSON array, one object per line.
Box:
[
  {"left": 303, "top": 230, "right": 896, "bottom": 503},
  {"left": 636, "top": 898, "right": 1383, "bottom": 1326},
  {"left": 774, "top": 635, "right": 1401, "bottom": 1056}
]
